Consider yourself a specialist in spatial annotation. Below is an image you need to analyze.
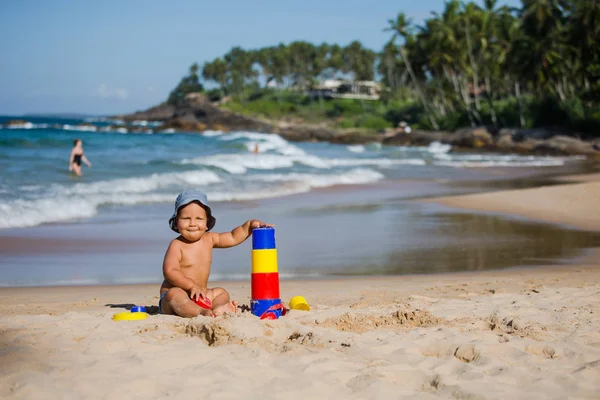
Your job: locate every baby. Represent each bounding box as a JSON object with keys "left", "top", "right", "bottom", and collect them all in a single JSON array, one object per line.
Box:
[{"left": 159, "top": 189, "right": 273, "bottom": 317}]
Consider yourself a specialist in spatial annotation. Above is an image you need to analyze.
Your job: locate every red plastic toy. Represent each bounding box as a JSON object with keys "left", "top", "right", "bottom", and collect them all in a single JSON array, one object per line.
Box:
[{"left": 191, "top": 296, "right": 212, "bottom": 309}]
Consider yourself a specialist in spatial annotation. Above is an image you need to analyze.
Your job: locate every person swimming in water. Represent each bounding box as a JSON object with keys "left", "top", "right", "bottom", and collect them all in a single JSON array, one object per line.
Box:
[{"left": 69, "top": 139, "right": 92, "bottom": 176}]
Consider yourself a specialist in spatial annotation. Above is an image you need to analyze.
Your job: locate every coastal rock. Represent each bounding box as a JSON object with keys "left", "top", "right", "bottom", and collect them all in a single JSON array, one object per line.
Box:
[
  {"left": 276, "top": 124, "right": 336, "bottom": 142},
  {"left": 452, "top": 127, "right": 494, "bottom": 148},
  {"left": 120, "top": 103, "right": 176, "bottom": 122},
  {"left": 382, "top": 130, "right": 453, "bottom": 146},
  {"left": 160, "top": 118, "right": 207, "bottom": 132},
  {"left": 507, "top": 128, "right": 556, "bottom": 141},
  {"left": 534, "top": 135, "right": 597, "bottom": 156},
  {"left": 496, "top": 131, "right": 516, "bottom": 150},
  {"left": 499, "top": 134, "right": 597, "bottom": 156},
  {"left": 116, "top": 93, "right": 273, "bottom": 134},
  {"left": 4, "top": 119, "right": 29, "bottom": 126},
  {"left": 3, "top": 119, "right": 33, "bottom": 129},
  {"left": 115, "top": 99, "right": 600, "bottom": 158},
  {"left": 276, "top": 125, "right": 380, "bottom": 144}
]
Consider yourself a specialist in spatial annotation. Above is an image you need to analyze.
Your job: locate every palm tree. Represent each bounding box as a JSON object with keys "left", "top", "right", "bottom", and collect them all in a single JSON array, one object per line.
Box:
[
  {"left": 202, "top": 58, "right": 229, "bottom": 97},
  {"left": 477, "top": 0, "right": 516, "bottom": 126},
  {"left": 386, "top": 12, "right": 439, "bottom": 129},
  {"left": 567, "top": 0, "right": 600, "bottom": 109},
  {"left": 378, "top": 40, "right": 404, "bottom": 92},
  {"left": 519, "top": 0, "right": 569, "bottom": 95}
]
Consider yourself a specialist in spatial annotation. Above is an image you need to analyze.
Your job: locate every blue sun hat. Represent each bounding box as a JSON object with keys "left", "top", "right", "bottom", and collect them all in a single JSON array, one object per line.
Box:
[{"left": 168, "top": 189, "right": 216, "bottom": 232}]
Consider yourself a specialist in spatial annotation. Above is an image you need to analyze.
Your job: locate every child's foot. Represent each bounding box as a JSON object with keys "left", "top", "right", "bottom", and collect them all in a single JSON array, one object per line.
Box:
[
  {"left": 198, "top": 308, "right": 215, "bottom": 317},
  {"left": 213, "top": 300, "right": 238, "bottom": 316}
]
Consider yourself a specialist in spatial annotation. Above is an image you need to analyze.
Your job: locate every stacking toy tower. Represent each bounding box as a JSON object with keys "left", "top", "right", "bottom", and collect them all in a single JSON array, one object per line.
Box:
[{"left": 251, "top": 227, "right": 283, "bottom": 319}]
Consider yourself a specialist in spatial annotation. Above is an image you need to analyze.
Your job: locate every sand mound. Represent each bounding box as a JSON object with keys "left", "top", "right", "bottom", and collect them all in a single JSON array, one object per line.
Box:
[{"left": 317, "top": 308, "right": 442, "bottom": 333}]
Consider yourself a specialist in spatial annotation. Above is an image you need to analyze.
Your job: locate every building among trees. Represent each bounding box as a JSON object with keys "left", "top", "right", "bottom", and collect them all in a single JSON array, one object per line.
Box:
[{"left": 308, "top": 79, "right": 382, "bottom": 101}]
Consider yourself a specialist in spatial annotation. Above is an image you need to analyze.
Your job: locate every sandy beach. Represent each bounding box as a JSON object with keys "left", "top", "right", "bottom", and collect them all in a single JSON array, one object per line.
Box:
[{"left": 2, "top": 175, "right": 600, "bottom": 399}]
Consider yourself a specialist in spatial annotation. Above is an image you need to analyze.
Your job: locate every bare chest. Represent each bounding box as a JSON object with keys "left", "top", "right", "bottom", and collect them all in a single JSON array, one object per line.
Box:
[{"left": 179, "top": 239, "right": 213, "bottom": 269}]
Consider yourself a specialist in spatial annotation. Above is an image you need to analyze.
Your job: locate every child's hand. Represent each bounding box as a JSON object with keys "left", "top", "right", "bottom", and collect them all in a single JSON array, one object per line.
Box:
[
  {"left": 189, "top": 285, "right": 208, "bottom": 301},
  {"left": 250, "top": 220, "right": 274, "bottom": 230}
]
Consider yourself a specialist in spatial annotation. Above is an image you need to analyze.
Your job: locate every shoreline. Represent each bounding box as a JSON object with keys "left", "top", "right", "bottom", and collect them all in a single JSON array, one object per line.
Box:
[
  {"left": 5, "top": 109, "right": 600, "bottom": 158},
  {"left": 1, "top": 169, "right": 599, "bottom": 288},
  {"left": 421, "top": 173, "right": 600, "bottom": 232}
]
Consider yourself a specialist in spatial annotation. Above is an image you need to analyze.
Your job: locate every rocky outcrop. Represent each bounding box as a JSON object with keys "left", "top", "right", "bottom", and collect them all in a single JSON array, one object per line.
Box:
[
  {"left": 383, "top": 127, "right": 600, "bottom": 158},
  {"left": 114, "top": 95, "right": 600, "bottom": 158},
  {"left": 274, "top": 123, "right": 379, "bottom": 144},
  {"left": 119, "top": 103, "right": 176, "bottom": 122},
  {"left": 117, "top": 93, "right": 272, "bottom": 133}
]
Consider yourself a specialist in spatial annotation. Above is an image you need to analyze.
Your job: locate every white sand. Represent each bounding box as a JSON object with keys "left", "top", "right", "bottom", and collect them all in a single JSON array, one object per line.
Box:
[{"left": 2, "top": 176, "right": 600, "bottom": 399}]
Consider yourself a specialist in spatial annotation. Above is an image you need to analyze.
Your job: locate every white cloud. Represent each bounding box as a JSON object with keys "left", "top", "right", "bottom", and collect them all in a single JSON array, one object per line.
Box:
[{"left": 95, "top": 84, "right": 128, "bottom": 99}]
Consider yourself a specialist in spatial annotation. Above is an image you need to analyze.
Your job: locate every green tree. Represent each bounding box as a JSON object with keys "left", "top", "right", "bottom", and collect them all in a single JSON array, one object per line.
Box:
[
  {"left": 386, "top": 12, "right": 440, "bottom": 129},
  {"left": 167, "top": 63, "right": 205, "bottom": 105}
]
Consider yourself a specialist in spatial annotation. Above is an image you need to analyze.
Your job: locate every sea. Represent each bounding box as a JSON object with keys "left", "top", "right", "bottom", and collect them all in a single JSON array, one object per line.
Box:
[{"left": 1, "top": 115, "right": 599, "bottom": 287}]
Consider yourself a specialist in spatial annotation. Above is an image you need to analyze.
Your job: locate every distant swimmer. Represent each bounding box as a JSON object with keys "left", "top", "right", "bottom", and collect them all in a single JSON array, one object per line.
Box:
[
  {"left": 253, "top": 143, "right": 260, "bottom": 154},
  {"left": 69, "top": 139, "right": 92, "bottom": 176}
]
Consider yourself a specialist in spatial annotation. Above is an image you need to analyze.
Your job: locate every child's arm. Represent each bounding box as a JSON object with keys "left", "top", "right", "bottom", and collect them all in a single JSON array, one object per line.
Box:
[
  {"left": 162, "top": 240, "right": 206, "bottom": 298},
  {"left": 211, "top": 219, "right": 273, "bottom": 249}
]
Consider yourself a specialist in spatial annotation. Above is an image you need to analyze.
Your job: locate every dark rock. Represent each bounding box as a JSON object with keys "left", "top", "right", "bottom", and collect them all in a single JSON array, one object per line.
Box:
[
  {"left": 535, "top": 135, "right": 597, "bottom": 156},
  {"left": 276, "top": 125, "right": 335, "bottom": 142},
  {"left": 382, "top": 130, "right": 453, "bottom": 146},
  {"left": 451, "top": 127, "right": 494, "bottom": 148},
  {"left": 118, "top": 103, "right": 176, "bottom": 122},
  {"left": 115, "top": 96, "right": 600, "bottom": 158},
  {"left": 511, "top": 128, "right": 556, "bottom": 142},
  {"left": 117, "top": 93, "right": 272, "bottom": 133}
]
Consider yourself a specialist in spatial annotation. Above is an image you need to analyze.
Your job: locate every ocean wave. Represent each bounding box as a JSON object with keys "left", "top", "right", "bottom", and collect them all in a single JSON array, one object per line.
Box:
[
  {"left": 181, "top": 154, "right": 296, "bottom": 173},
  {"left": 0, "top": 168, "right": 383, "bottom": 229},
  {"left": 201, "top": 130, "right": 225, "bottom": 137},
  {"left": 432, "top": 152, "right": 584, "bottom": 167},
  {"left": 208, "top": 168, "right": 383, "bottom": 201},
  {"left": 0, "top": 170, "right": 222, "bottom": 229},
  {"left": 250, "top": 168, "right": 384, "bottom": 186},
  {"left": 130, "top": 120, "right": 162, "bottom": 127},
  {"left": 63, "top": 124, "right": 98, "bottom": 132},
  {"left": 428, "top": 141, "right": 452, "bottom": 154},
  {"left": 180, "top": 152, "right": 426, "bottom": 174},
  {"left": 347, "top": 145, "right": 365, "bottom": 153},
  {"left": 433, "top": 159, "right": 566, "bottom": 167},
  {"left": 218, "top": 131, "right": 306, "bottom": 156}
]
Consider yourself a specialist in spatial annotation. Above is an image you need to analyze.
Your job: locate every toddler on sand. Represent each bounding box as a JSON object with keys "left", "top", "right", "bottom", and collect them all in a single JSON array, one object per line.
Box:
[{"left": 159, "top": 189, "right": 273, "bottom": 317}]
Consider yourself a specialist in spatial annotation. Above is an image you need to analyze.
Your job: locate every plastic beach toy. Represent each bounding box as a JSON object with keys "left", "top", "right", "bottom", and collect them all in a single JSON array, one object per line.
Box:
[
  {"left": 191, "top": 296, "right": 212, "bottom": 309},
  {"left": 289, "top": 296, "right": 310, "bottom": 311},
  {"left": 251, "top": 227, "right": 285, "bottom": 319},
  {"left": 131, "top": 306, "right": 146, "bottom": 313},
  {"left": 113, "top": 311, "right": 148, "bottom": 321}
]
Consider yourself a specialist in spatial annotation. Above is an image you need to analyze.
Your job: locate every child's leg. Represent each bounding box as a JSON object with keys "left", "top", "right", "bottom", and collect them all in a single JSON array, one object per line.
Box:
[
  {"left": 161, "top": 287, "right": 213, "bottom": 318},
  {"left": 208, "top": 287, "right": 238, "bottom": 316}
]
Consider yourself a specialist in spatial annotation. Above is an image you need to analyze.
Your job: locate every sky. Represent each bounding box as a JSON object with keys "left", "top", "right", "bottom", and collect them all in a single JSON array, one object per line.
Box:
[{"left": 0, "top": 0, "right": 521, "bottom": 116}]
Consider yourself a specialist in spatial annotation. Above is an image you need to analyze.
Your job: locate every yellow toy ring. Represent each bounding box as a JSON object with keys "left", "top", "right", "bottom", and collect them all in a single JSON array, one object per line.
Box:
[{"left": 112, "top": 311, "right": 148, "bottom": 321}]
